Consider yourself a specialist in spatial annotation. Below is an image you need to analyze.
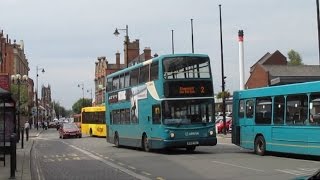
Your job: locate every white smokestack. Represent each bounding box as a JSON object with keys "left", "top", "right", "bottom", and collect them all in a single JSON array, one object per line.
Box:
[{"left": 238, "top": 30, "right": 244, "bottom": 90}]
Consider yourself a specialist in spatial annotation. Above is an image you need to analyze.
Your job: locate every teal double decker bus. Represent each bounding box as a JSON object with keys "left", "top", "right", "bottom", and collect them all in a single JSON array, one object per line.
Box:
[
  {"left": 106, "top": 53, "right": 217, "bottom": 152},
  {"left": 232, "top": 81, "right": 320, "bottom": 156}
]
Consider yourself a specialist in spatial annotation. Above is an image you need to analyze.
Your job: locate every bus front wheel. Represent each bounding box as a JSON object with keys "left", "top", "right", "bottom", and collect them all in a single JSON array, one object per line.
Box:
[
  {"left": 142, "top": 134, "right": 150, "bottom": 152},
  {"left": 254, "top": 136, "right": 266, "bottom": 156}
]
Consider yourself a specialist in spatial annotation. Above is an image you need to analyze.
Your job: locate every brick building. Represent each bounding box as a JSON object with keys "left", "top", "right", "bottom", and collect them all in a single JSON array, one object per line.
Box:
[
  {"left": 245, "top": 50, "right": 320, "bottom": 89},
  {"left": 0, "top": 30, "right": 35, "bottom": 128},
  {"left": 94, "top": 37, "right": 152, "bottom": 106},
  {"left": 40, "top": 85, "right": 53, "bottom": 121}
]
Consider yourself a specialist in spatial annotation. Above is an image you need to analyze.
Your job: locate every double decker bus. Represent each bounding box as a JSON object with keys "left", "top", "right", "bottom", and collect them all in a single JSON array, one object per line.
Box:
[
  {"left": 81, "top": 106, "right": 106, "bottom": 137},
  {"left": 232, "top": 81, "right": 320, "bottom": 156},
  {"left": 106, "top": 53, "right": 217, "bottom": 152}
]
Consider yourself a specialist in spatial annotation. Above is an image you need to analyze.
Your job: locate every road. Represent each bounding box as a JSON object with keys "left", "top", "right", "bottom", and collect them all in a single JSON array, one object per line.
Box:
[{"left": 31, "top": 129, "right": 319, "bottom": 180}]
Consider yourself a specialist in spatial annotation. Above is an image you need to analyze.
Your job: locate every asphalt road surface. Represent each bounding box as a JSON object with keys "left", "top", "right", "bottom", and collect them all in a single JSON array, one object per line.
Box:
[{"left": 31, "top": 129, "right": 319, "bottom": 180}]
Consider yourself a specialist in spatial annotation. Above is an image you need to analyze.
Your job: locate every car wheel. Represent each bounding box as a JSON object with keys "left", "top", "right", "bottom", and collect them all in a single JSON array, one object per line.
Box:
[{"left": 255, "top": 136, "right": 266, "bottom": 156}]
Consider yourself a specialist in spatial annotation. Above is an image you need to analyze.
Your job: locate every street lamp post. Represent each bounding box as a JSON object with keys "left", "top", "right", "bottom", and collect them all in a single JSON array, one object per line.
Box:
[
  {"left": 11, "top": 74, "right": 28, "bottom": 142},
  {"left": 78, "top": 83, "right": 84, "bottom": 108},
  {"left": 36, "top": 66, "right": 45, "bottom": 130},
  {"left": 219, "top": 4, "right": 227, "bottom": 135},
  {"left": 171, "top": 30, "right": 175, "bottom": 54},
  {"left": 191, "top": 18, "right": 194, "bottom": 53},
  {"left": 87, "top": 88, "right": 92, "bottom": 106},
  {"left": 114, "top": 25, "right": 129, "bottom": 68}
]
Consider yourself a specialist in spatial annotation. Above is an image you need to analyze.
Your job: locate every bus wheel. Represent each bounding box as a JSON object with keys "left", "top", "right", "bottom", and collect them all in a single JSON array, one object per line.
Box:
[
  {"left": 114, "top": 133, "right": 120, "bottom": 148},
  {"left": 89, "top": 129, "right": 93, "bottom": 137},
  {"left": 142, "top": 134, "right": 150, "bottom": 152},
  {"left": 255, "top": 136, "right": 266, "bottom": 156},
  {"left": 186, "top": 146, "right": 196, "bottom": 152}
]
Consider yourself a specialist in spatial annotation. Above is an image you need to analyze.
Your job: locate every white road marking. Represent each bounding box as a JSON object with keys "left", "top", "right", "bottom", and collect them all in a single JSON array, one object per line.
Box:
[
  {"left": 212, "top": 160, "right": 265, "bottom": 172},
  {"left": 63, "top": 142, "right": 152, "bottom": 180},
  {"left": 128, "top": 166, "right": 136, "bottom": 170},
  {"left": 141, "top": 171, "right": 152, "bottom": 176},
  {"left": 275, "top": 169, "right": 305, "bottom": 176},
  {"left": 275, "top": 168, "right": 317, "bottom": 176}
]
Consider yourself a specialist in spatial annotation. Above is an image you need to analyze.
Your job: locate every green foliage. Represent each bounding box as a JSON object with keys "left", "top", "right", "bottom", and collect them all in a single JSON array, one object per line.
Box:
[
  {"left": 53, "top": 101, "right": 70, "bottom": 118},
  {"left": 10, "top": 84, "right": 29, "bottom": 115},
  {"left": 217, "top": 91, "right": 230, "bottom": 99},
  {"left": 287, "top": 49, "right": 303, "bottom": 65},
  {"left": 72, "top": 98, "right": 92, "bottom": 114}
]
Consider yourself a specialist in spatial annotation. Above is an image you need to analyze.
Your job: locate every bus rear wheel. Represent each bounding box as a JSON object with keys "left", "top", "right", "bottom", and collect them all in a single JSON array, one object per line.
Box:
[
  {"left": 114, "top": 133, "right": 120, "bottom": 148},
  {"left": 255, "top": 136, "right": 266, "bottom": 156},
  {"left": 142, "top": 134, "right": 150, "bottom": 152}
]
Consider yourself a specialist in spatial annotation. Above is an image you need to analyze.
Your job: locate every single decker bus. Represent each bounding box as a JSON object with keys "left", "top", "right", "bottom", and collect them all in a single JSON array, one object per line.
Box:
[
  {"left": 81, "top": 106, "right": 106, "bottom": 137},
  {"left": 232, "top": 81, "right": 320, "bottom": 156}
]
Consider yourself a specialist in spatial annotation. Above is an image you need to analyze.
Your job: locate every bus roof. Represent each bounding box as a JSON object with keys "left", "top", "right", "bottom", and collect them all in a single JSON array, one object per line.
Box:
[
  {"left": 234, "top": 81, "right": 320, "bottom": 99},
  {"left": 106, "top": 53, "right": 209, "bottom": 78}
]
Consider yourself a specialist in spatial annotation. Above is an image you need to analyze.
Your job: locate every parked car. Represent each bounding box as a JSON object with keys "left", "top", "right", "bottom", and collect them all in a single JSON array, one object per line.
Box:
[
  {"left": 59, "top": 123, "right": 82, "bottom": 139},
  {"left": 216, "top": 117, "right": 232, "bottom": 134},
  {"left": 48, "top": 121, "right": 57, "bottom": 128}
]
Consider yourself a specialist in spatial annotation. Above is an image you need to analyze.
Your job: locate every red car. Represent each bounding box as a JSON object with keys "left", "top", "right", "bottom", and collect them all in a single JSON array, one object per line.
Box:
[
  {"left": 59, "top": 123, "right": 82, "bottom": 139},
  {"left": 216, "top": 117, "right": 232, "bottom": 134}
]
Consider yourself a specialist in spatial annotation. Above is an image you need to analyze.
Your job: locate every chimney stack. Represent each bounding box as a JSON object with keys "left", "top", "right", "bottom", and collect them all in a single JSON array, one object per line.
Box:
[
  {"left": 143, "top": 47, "right": 151, "bottom": 61},
  {"left": 238, "top": 30, "right": 244, "bottom": 90},
  {"left": 116, "top": 51, "right": 120, "bottom": 68}
]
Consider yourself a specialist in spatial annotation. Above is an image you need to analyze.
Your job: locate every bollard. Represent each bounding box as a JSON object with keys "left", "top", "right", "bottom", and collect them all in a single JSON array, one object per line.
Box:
[
  {"left": 21, "top": 128, "right": 24, "bottom": 149},
  {"left": 26, "top": 127, "right": 29, "bottom": 141},
  {"left": 10, "top": 133, "right": 16, "bottom": 179}
]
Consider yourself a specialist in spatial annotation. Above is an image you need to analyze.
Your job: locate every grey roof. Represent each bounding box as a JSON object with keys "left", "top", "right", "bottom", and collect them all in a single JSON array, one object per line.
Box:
[
  {"left": 250, "top": 52, "right": 271, "bottom": 72},
  {"left": 263, "top": 65, "right": 320, "bottom": 77}
]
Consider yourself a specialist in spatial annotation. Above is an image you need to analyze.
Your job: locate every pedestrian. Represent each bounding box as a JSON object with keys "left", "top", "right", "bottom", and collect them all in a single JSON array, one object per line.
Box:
[{"left": 24, "top": 120, "right": 30, "bottom": 141}]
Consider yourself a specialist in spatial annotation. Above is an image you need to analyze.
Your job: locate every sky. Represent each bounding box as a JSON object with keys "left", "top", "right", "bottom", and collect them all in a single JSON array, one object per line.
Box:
[{"left": 0, "top": 0, "right": 319, "bottom": 109}]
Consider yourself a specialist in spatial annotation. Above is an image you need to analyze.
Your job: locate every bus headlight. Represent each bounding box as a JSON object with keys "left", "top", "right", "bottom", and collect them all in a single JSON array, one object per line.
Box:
[
  {"left": 209, "top": 130, "right": 214, "bottom": 136},
  {"left": 170, "top": 132, "right": 175, "bottom": 138}
]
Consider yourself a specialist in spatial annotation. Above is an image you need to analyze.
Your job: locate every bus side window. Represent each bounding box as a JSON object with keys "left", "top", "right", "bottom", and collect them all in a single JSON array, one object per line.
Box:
[
  {"left": 309, "top": 93, "right": 320, "bottom": 126},
  {"left": 152, "top": 105, "right": 161, "bottom": 124},
  {"left": 246, "top": 100, "right": 254, "bottom": 118},
  {"left": 238, "top": 100, "right": 245, "bottom": 118}
]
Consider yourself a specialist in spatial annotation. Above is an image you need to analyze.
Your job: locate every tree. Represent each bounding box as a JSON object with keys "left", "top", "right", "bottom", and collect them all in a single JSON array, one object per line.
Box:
[
  {"left": 72, "top": 98, "right": 92, "bottom": 114},
  {"left": 216, "top": 91, "right": 230, "bottom": 99},
  {"left": 10, "top": 84, "right": 29, "bottom": 115},
  {"left": 287, "top": 49, "right": 303, "bottom": 65},
  {"left": 53, "top": 101, "right": 70, "bottom": 118}
]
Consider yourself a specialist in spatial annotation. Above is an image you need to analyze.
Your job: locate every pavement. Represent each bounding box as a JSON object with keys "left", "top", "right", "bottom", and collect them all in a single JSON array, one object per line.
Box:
[
  {"left": 0, "top": 128, "right": 43, "bottom": 180},
  {"left": 217, "top": 133, "right": 232, "bottom": 144}
]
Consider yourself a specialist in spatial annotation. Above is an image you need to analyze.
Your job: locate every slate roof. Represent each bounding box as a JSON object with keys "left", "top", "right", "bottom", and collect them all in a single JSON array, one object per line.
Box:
[
  {"left": 263, "top": 65, "right": 320, "bottom": 77},
  {"left": 263, "top": 65, "right": 320, "bottom": 85}
]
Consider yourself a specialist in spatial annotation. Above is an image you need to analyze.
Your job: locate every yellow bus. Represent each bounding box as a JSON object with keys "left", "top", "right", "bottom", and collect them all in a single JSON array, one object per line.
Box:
[{"left": 81, "top": 106, "right": 106, "bottom": 137}]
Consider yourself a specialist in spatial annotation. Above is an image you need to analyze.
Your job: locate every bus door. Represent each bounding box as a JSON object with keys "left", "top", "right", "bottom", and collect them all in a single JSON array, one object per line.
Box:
[{"left": 240, "top": 99, "right": 255, "bottom": 149}]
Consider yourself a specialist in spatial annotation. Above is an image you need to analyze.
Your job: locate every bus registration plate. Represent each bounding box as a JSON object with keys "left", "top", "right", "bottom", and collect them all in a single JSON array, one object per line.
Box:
[{"left": 187, "top": 141, "right": 199, "bottom": 145}]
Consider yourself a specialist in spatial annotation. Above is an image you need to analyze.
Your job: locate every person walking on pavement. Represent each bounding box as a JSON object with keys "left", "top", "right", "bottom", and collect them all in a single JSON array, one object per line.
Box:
[{"left": 24, "top": 120, "right": 30, "bottom": 141}]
